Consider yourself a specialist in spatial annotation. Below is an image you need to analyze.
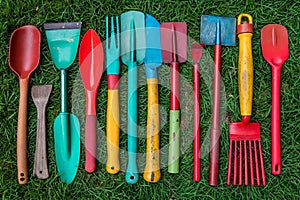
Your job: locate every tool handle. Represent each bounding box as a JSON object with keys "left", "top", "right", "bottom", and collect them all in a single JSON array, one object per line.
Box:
[
  {"left": 85, "top": 91, "right": 97, "bottom": 173},
  {"left": 271, "top": 66, "right": 282, "bottom": 175},
  {"left": 60, "top": 69, "right": 67, "bottom": 113},
  {"left": 144, "top": 78, "right": 161, "bottom": 182},
  {"left": 168, "top": 110, "right": 180, "bottom": 173},
  {"left": 33, "top": 106, "right": 49, "bottom": 179},
  {"left": 85, "top": 115, "right": 97, "bottom": 173},
  {"left": 17, "top": 78, "right": 29, "bottom": 184},
  {"left": 209, "top": 44, "right": 221, "bottom": 186},
  {"left": 170, "top": 62, "right": 180, "bottom": 110},
  {"left": 238, "top": 32, "right": 253, "bottom": 116},
  {"left": 126, "top": 63, "right": 138, "bottom": 184},
  {"left": 106, "top": 74, "right": 120, "bottom": 174},
  {"left": 193, "top": 63, "right": 200, "bottom": 182}
]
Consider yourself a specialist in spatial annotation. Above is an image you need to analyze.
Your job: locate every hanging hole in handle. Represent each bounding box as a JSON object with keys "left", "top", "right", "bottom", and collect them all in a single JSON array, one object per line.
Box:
[
  {"left": 20, "top": 177, "right": 25, "bottom": 182},
  {"left": 111, "top": 166, "right": 114, "bottom": 170},
  {"left": 130, "top": 175, "right": 135, "bottom": 180},
  {"left": 39, "top": 171, "right": 43, "bottom": 174},
  {"left": 237, "top": 14, "right": 253, "bottom": 25},
  {"left": 20, "top": 173, "right": 24, "bottom": 176},
  {"left": 275, "top": 165, "right": 279, "bottom": 172}
]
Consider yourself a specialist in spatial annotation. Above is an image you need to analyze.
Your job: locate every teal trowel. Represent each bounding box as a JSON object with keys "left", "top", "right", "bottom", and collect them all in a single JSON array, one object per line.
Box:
[{"left": 44, "top": 22, "right": 81, "bottom": 184}]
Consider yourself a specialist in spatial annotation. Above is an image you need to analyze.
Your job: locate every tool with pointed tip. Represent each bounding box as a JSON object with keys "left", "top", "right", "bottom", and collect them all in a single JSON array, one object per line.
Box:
[
  {"left": 32, "top": 85, "right": 52, "bottom": 179},
  {"left": 143, "top": 14, "right": 162, "bottom": 183},
  {"left": 261, "top": 24, "right": 289, "bottom": 175},
  {"left": 190, "top": 43, "right": 204, "bottom": 182},
  {"left": 200, "top": 15, "right": 236, "bottom": 186},
  {"left": 8, "top": 25, "right": 41, "bottom": 184},
  {"left": 106, "top": 16, "right": 121, "bottom": 174},
  {"left": 227, "top": 14, "right": 266, "bottom": 186},
  {"left": 121, "top": 11, "right": 146, "bottom": 184},
  {"left": 44, "top": 22, "right": 81, "bottom": 184},
  {"left": 79, "top": 29, "right": 104, "bottom": 173},
  {"left": 161, "top": 22, "right": 187, "bottom": 173}
]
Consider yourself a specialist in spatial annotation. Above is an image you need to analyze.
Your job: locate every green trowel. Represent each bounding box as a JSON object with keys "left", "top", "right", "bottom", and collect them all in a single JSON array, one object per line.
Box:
[{"left": 44, "top": 22, "right": 81, "bottom": 184}]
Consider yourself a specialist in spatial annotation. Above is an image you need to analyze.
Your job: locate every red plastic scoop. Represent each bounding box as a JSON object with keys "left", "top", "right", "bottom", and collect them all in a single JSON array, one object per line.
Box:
[
  {"left": 261, "top": 24, "right": 289, "bottom": 175},
  {"left": 79, "top": 29, "right": 104, "bottom": 173},
  {"left": 8, "top": 25, "right": 41, "bottom": 184}
]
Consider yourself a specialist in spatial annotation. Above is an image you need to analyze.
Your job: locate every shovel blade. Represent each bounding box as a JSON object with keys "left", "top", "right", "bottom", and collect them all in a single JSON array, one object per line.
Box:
[
  {"left": 161, "top": 22, "right": 187, "bottom": 63},
  {"left": 200, "top": 15, "right": 236, "bottom": 46},
  {"left": 120, "top": 11, "right": 145, "bottom": 65},
  {"left": 261, "top": 24, "right": 289, "bottom": 66},
  {"left": 53, "top": 113, "right": 80, "bottom": 184},
  {"left": 79, "top": 29, "right": 104, "bottom": 91}
]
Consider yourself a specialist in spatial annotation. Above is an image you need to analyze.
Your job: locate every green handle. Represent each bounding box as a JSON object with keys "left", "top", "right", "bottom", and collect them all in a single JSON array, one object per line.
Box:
[
  {"left": 168, "top": 110, "right": 180, "bottom": 173},
  {"left": 60, "top": 69, "right": 67, "bottom": 113}
]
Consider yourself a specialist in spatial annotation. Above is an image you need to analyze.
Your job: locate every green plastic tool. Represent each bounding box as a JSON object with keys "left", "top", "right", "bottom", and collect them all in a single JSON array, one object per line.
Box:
[{"left": 44, "top": 22, "right": 81, "bottom": 184}]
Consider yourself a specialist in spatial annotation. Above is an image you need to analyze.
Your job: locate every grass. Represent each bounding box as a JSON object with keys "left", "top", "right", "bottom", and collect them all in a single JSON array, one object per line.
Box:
[{"left": 0, "top": 0, "right": 299, "bottom": 199}]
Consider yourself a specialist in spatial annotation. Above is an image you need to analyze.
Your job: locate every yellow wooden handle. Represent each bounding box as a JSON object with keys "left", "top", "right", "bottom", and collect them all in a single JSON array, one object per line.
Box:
[
  {"left": 143, "top": 78, "right": 161, "bottom": 182},
  {"left": 106, "top": 89, "right": 120, "bottom": 174},
  {"left": 238, "top": 14, "right": 254, "bottom": 116}
]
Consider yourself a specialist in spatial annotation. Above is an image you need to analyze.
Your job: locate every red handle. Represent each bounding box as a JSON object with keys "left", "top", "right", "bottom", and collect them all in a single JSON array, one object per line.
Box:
[
  {"left": 85, "top": 115, "right": 97, "bottom": 172},
  {"left": 170, "top": 62, "right": 180, "bottom": 110},
  {"left": 193, "top": 63, "right": 201, "bottom": 182},
  {"left": 271, "top": 66, "right": 282, "bottom": 175},
  {"left": 209, "top": 44, "right": 221, "bottom": 186}
]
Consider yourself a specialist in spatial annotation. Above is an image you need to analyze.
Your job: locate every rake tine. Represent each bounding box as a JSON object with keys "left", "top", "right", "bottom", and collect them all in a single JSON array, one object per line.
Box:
[
  {"left": 249, "top": 141, "right": 254, "bottom": 185},
  {"left": 259, "top": 140, "right": 267, "bottom": 186},
  {"left": 106, "top": 16, "right": 120, "bottom": 50},
  {"left": 254, "top": 140, "right": 260, "bottom": 186},
  {"left": 244, "top": 140, "right": 248, "bottom": 185},
  {"left": 233, "top": 140, "right": 238, "bottom": 185},
  {"left": 227, "top": 140, "right": 233, "bottom": 185},
  {"left": 239, "top": 141, "right": 242, "bottom": 185}
]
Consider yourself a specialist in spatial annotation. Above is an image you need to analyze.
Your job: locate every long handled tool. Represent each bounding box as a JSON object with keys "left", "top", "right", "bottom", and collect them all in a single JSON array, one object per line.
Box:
[
  {"left": 44, "top": 22, "right": 81, "bottom": 184},
  {"left": 190, "top": 43, "right": 204, "bottom": 182},
  {"left": 79, "top": 29, "right": 104, "bottom": 173},
  {"left": 32, "top": 85, "right": 52, "bottom": 179},
  {"left": 161, "top": 22, "right": 187, "bottom": 173},
  {"left": 261, "top": 24, "right": 289, "bottom": 175},
  {"left": 106, "top": 16, "right": 121, "bottom": 174},
  {"left": 143, "top": 14, "right": 162, "bottom": 183},
  {"left": 200, "top": 15, "right": 236, "bottom": 186},
  {"left": 8, "top": 25, "right": 41, "bottom": 184},
  {"left": 227, "top": 14, "right": 266, "bottom": 186},
  {"left": 121, "top": 11, "right": 145, "bottom": 184}
]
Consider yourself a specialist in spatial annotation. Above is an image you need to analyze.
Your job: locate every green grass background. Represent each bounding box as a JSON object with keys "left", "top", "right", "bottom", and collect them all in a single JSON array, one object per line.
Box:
[{"left": 0, "top": 0, "right": 299, "bottom": 199}]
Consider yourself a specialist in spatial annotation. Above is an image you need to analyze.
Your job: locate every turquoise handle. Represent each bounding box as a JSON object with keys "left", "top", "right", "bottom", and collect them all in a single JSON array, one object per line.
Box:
[
  {"left": 168, "top": 110, "right": 180, "bottom": 173},
  {"left": 60, "top": 69, "right": 67, "bottom": 113},
  {"left": 126, "top": 62, "right": 139, "bottom": 184}
]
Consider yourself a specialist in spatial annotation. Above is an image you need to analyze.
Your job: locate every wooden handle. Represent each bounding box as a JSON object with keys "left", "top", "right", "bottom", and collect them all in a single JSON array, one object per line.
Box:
[
  {"left": 144, "top": 78, "right": 160, "bottom": 182},
  {"left": 17, "top": 78, "right": 29, "bottom": 184},
  {"left": 33, "top": 105, "right": 49, "bottom": 179},
  {"left": 106, "top": 89, "right": 120, "bottom": 174}
]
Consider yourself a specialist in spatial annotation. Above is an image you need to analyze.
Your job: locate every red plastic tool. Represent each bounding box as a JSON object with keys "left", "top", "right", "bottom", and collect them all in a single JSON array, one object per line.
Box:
[
  {"left": 190, "top": 43, "right": 204, "bottom": 182},
  {"left": 261, "top": 24, "right": 289, "bottom": 175},
  {"left": 79, "top": 29, "right": 104, "bottom": 173}
]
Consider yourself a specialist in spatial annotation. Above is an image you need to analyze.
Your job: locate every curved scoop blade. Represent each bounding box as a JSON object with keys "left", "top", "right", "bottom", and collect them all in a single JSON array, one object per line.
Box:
[
  {"left": 44, "top": 22, "right": 81, "bottom": 70},
  {"left": 144, "top": 14, "right": 162, "bottom": 72},
  {"left": 79, "top": 29, "right": 104, "bottom": 91},
  {"left": 120, "top": 11, "right": 145, "bottom": 66},
  {"left": 53, "top": 113, "right": 80, "bottom": 184},
  {"left": 261, "top": 24, "right": 289, "bottom": 66}
]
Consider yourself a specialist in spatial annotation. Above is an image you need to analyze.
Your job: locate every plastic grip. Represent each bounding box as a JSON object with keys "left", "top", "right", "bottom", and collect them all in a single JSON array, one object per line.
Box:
[
  {"left": 17, "top": 78, "right": 29, "bottom": 184},
  {"left": 168, "top": 110, "right": 180, "bottom": 173},
  {"left": 238, "top": 32, "right": 253, "bottom": 116},
  {"left": 85, "top": 115, "right": 97, "bottom": 173},
  {"left": 144, "top": 78, "right": 161, "bottom": 182},
  {"left": 271, "top": 66, "right": 282, "bottom": 175},
  {"left": 106, "top": 89, "right": 120, "bottom": 174}
]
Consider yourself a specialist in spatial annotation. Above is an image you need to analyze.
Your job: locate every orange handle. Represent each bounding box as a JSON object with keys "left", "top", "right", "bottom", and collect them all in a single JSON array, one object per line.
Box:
[{"left": 17, "top": 78, "right": 29, "bottom": 184}]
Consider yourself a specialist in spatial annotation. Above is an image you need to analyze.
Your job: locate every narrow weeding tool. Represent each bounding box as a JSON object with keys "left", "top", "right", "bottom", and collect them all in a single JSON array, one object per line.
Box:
[
  {"left": 106, "top": 16, "right": 121, "bottom": 174},
  {"left": 227, "top": 14, "right": 266, "bottom": 186},
  {"left": 143, "top": 14, "right": 162, "bottom": 183},
  {"left": 261, "top": 24, "right": 289, "bottom": 175},
  {"left": 161, "top": 22, "right": 187, "bottom": 173},
  {"left": 200, "top": 15, "right": 236, "bottom": 186},
  {"left": 190, "top": 43, "right": 204, "bottom": 182}
]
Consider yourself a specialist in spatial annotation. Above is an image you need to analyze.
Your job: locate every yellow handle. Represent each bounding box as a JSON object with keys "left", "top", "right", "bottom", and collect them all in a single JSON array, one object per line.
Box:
[
  {"left": 143, "top": 78, "right": 161, "bottom": 182},
  {"left": 237, "top": 14, "right": 253, "bottom": 116},
  {"left": 106, "top": 89, "right": 120, "bottom": 174}
]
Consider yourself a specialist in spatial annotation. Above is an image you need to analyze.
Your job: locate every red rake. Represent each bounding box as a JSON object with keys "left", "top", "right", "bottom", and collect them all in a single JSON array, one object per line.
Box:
[{"left": 227, "top": 14, "right": 266, "bottom": 186}]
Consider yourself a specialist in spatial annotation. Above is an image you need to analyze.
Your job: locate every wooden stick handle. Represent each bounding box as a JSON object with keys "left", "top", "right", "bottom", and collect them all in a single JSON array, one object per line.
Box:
[
  {"left": 17, "top": 78, "right": 29, "bottom": 184},
  {"left": 33, "top": 106, "right": 49, "bottom": 179}
]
